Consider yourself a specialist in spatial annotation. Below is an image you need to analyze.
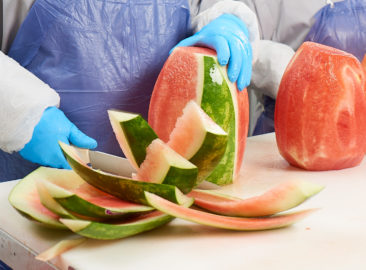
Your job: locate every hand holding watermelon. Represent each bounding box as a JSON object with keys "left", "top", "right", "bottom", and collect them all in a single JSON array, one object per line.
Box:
[{"left": 172, "top": 14, "right": 252, "bottom": 91}]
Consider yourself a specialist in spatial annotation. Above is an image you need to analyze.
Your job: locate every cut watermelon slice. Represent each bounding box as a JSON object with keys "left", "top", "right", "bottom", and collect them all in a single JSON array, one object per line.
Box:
[
  {"left": 189, "top": 180, "right": 324, "bottom": 217},
  {"left": 35, "top": 168, "right": 153, "bottom": 219},
  {"left": 168, "top": 100, "right": 228, "bottom": 184},
  {"left": 60, "top": 211, "right": 174, "bottom": 240},
  {"left": 59, "top": 142, "right": 194, "bottom": 206},
  {"left": 149, "top": 46, "right": 249, "bottom": 185},
  {"left": 145, "top": 192, "right": 316, "bottom": 231},
  {"left": 135, "top": 139, "right": 198, "bottom": 193},
  {"left": 108, "top": 110, "right": 158, "bottom": 169},
  {"left": 8, "top": 169, "right": 66, "bottom": 229}
]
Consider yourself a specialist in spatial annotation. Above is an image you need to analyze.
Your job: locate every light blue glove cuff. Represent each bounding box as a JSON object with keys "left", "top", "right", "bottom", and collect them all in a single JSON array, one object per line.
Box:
[{"left": 20, "top": 106, "right": 97, "bottom": 169}]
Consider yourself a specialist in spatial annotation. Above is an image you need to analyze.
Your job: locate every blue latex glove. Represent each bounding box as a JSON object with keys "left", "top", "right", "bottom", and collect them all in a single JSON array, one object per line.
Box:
[
  {"left": 20, "top": 107, "right": 97, "bottom": 169},
  {"left": 172, "top": 13, "right": 252, "bottom": 91}
]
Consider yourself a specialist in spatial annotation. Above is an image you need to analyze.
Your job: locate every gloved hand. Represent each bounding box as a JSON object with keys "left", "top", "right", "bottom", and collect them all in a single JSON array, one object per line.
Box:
[
  {"left": 172, "top": 13, "right": 252, "bottom": 91},
  {"left": 20, "top": 106, "right": 97, "bottom": 169}
]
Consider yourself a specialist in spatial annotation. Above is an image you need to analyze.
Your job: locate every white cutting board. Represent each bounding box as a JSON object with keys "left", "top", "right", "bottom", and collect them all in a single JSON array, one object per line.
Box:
[{"left": 1, "top": 133, "right": 366, "bottom": 270}]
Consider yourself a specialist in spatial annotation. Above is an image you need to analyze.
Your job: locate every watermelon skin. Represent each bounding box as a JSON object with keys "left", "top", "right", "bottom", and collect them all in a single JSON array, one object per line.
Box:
[
  {"left": 189, "top": 180, "right": 324, "bottom": 217},
  {"left": 59, "top": 142, "right": 193, "bottom": 206},
  {"left": 108, "top": 110, "right": 158, "bottom": 169},
  {"left": 135, "top": 139, "right": 198, "bottom": 194},
  {"left": 145, "top": 192, "right": 315, "bottom": 231},
  {"left": 60, "top": 211, "right": 174, "bottom": 240},
  {"left": 275, "top": 42, "right": 366, "bottom": 171},
  {"left": 149, "top": 47, "right": 249, "bottom": 185},
  {"left": 167, "top": 101, "right": 228, "bottom": 184},
  {"left": 40, "top": 178, "right": 153, "bottom": 219}
]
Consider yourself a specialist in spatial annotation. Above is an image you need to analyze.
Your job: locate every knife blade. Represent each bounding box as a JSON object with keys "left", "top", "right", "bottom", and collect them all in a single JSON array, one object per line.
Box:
[{"left": 88, "top": 150, "right": 136, "bottom": 177}]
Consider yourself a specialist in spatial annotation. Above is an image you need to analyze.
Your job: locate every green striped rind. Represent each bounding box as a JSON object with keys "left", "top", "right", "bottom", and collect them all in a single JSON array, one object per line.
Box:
[
  {"left": 160, "top": 166, "right": 198, "bottom": 194},
  {"left": 190, "top": 132, "right": 228, "bottom": 183},
  {"left": 59, "top": 142, "right": 193, "bottom": 206},
  {"left": 108, "top": 110, "right": 158, "bottom": 169},
  {"left": 8, "top": 169, "right": 66, "bottom": 229},
  {"left": 60, "top": 211, "right": 174, "bottom": 240},
  {"left": 145, "top": 192, "right": 316, "bottom": 231},
  {"left": 41, "top": 180, "right": 153, "bottom": 219},
  {"left": 200, "top": 56, "right": 236, "bottom": 185},
  {"left": 35, "top": 178, "right": 75, "bottom": 219}
]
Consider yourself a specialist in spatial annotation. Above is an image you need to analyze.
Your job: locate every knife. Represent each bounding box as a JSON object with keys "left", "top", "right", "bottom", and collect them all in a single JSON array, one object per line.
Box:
[
  {"left": 88, "top": 150, "right": 136, "bottom": 178},
  {"left": 88, "top": 149, "right": 220, "bottom": 189}
]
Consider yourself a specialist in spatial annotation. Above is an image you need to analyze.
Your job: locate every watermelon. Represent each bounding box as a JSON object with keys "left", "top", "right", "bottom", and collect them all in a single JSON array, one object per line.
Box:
[
  {"left": 189, "top": 180, "right": 324, "bottom": 217},
  {"left": 8, "top": 169, "right": 66, "bottom": 229},
  {"left": 149, "top": 46, "right": 249, "bottom": 185},
  {"left": 167, "top": 100, "right": 228, "bottom": 184},
  {"left": 362, "top": 54, "right": 366, "bottom": 73},
  {"left": 145, "top": 192, "right": 316, "bottom": 231},
  {"left": 59, "top": 142, "right": 194, "bottom": 206},
  {"left": 108, "top": 110, "right": 158, "bottom": 169},
  {"left": 36, "top": 169, "right": 153, "bottom": 219},
  {"left": 60, "top": 211, "right": 174, "bottom": 240},
  {"left": 275, "top": 42, "right": 366, "bottom": 170},
  {"left": 134, "top": 138, "right": 198, "bottom": 193}
]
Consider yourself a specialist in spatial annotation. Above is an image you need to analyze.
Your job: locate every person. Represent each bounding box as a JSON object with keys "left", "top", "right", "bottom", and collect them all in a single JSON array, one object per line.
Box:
[
  {"left": 0, "top": 0, "right": 259, "bottom": 181},
  {"left": 237, "top": 0, "right": 366, "bottom": 136},
  {"left": 3, "top": 0, "right": 359, "bottom": 182}
]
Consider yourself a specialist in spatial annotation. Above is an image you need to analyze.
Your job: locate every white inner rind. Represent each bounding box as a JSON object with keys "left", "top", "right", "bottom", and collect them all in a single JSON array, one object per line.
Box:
[{"left": 108, "top": 110, "right": 139, "bottom": 169}]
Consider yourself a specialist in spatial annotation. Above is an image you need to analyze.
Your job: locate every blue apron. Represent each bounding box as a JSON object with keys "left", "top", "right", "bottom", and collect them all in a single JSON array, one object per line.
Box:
[{"left": 1, "top": 0, "right": 190, "bottom": 181}]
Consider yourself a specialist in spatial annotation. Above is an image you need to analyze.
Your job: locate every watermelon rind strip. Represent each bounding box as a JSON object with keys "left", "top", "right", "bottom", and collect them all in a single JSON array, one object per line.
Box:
[
  {"left": 189, "top": 180, "right": 324, "bottom": 217},
  {"left": 145, "top": 191, "right": 316, "bottom": 231},
  {"left": 60, "top": 211, "right": 174, "bottom": 240},
  {"left": 59, "top": 142, "right": 193, "bottom": 206},
  {"left": 108, "top": 110, "right": 158, "bottom": 169},
  {"left": 38, "top": 172, "right": 153, "bottom": 219},
  {"left": 8, "top": 170, "right": 67, "bottom": 229}
]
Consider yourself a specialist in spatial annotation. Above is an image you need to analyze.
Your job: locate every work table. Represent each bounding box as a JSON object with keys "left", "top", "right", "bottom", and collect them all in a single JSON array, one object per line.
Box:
[{"left": 1, "top": 133, "right": 365, "bottom": 269}]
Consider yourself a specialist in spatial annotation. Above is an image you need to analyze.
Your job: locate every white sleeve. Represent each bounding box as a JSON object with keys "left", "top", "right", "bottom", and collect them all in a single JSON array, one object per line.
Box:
[
  {"left": 190, "top": 0, "right": 260, "bottom": 63},
  {"left": 250, "top": 40, "right": 295, "bottom": 99},
  {"left": 0, "top": 52, "right": 60, "bottom": 153}
]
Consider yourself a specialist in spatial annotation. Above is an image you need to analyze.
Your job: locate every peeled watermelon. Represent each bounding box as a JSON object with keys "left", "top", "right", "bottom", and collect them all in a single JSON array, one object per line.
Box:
[{"left": 275, "top": 42, "right": 366, "bottom": 171}]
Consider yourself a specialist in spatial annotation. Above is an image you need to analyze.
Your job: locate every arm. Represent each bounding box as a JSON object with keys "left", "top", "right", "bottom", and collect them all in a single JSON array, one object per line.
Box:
[{"left": 0, "top": 51, "right": 60, "bottom": 152}]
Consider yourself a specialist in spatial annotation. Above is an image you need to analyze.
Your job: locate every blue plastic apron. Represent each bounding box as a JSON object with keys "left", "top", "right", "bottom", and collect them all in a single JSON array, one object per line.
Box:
[
  {"left": 305, "top": 0, "right": 366, "bottom": 62},
  {"left": 0, "top": 0, "right": 190, "bottom": 181}
]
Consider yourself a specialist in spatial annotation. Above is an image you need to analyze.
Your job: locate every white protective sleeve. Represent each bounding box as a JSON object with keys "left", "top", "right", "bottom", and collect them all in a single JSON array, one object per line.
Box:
[
  {"left": 190, "top": 0, "right": 260, "bottom": 63},
  {"left": 251, "top": 40, "right": 295, "bottom": 100},
  {"left": 0, "top": 51, "right": 60, "bottom": 153}
]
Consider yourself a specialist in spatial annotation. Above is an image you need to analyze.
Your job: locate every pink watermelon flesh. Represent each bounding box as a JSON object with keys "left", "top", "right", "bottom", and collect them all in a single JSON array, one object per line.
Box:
[
  {"left": 145, "top": 192, "right": 316, "bottom": 231},
  {"left": 188, "top": 180, "right": 324, "bottom": 217},
  {"left": 70, "top": 182, "right": 148, "bottom": 210}
]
